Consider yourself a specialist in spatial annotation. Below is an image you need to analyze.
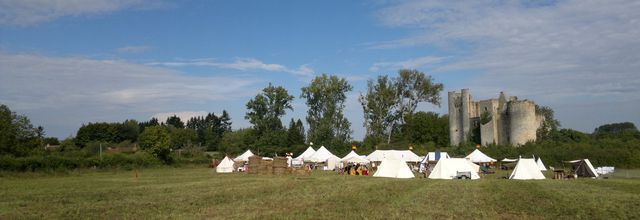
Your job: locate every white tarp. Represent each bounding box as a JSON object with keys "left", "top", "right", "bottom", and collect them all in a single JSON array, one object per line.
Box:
[
  {"left": 366, "top": 150, "right": 421, "bottom": 162},
  {"left": 509, "top": 158, "right": 545, "bottom": 180},
  {"left": 294, "top": 146, "right": 316, "bottom": 161},
  {"left": 428, "top": 158, "right": 480, "bottom": 180},
  {"left": 420, "top": 152, "right": 450, "bottom": 163},
  {"left": 216, "top": 156, "right": 235, "bottom": 173},
  {"left": 595, "top": 166, "right": 615, "bottom": 175},
  {"left": 233, "top": 150, "right": 254, "bottom": 162},
  {"left": 373, "top": 159, "right": 415, "bottom": 178},
  {"left": 536, "top": 157, "right": 547, "bottom": 171},
  {"left": 501, "top": 158, "right": 518, "bottom": 163},
  {"left": 465, "top": 149, "right": 497, "bottom": 163},
  {"left": 306, "top": 146, "right": 338, "bottom": 163}
]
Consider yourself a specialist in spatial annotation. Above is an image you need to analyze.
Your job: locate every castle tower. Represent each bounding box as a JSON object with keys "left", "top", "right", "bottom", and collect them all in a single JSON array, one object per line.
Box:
[
  {"left": 508, "top": 101, "right": 538, "bottom": 146},
  {"left": 448, "top": 91, "right": 462, "bottom": 145},
  {"left": 461, "top": 89, "right": 471, "bottom": 142}
]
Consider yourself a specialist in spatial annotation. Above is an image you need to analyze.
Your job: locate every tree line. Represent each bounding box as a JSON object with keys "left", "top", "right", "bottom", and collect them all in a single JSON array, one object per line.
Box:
[{"left": 1, "top": 68, "right": 639, "bottom": 169}]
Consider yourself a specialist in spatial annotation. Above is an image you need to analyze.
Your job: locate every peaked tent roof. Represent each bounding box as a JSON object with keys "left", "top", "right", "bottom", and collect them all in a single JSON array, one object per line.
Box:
[
  {"left": 373, "top": 159, "right": 415, "bottom": 178},
  {"left": 428, "top": 158, "right": 480, "bottom": 179},
  {"left": 343, "top": 156, "right": 369, "bottom": 164},
  {"left": 465, "top": 149, "right": 497, "bottom": 163},
  {"left": 341, "top": 150, "right": 361, "bottom": 161},
  {"left": 216, "top": 156, "right": 235, "bottom": 173},
  {"left": 306, "top": 146, "right": 339, "bottom": 163},
  {"left": 509, "top": 158, "right": 545, "bottom": 180},
  {"left": 233, "top": 150, "right": 254, "bottom": 162},
  {"left": 536, "top": 157, "right": 547, "bottom": 171},
  {"left": 366, "top": 150, "right": 422, "bottom": 162},
  {"left": 567, "top": 159, "right": 599, "bottom": 178},
  {"left": 294, "top": 146, "right": 316, "bottom": 161},
  {"left": 421, "top": 152, "right": 450, "bottom": 163}
]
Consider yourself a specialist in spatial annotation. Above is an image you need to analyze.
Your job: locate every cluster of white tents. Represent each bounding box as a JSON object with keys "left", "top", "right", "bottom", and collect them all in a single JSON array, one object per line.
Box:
[{"left": 215, "top": 146, "right": 602, "bottom": 180}]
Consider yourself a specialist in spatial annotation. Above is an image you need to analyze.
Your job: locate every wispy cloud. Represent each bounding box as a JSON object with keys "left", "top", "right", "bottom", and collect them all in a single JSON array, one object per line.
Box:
[
  {"left": 116, "top": 45, "right": 151, "bottom": 53},
  {"left": 374, "top": 0, "right": 640, "bottom": 130},
  {"left": 0, "top": 0, "right": 166, "bottom": 26},
  {"left": 370, "top": 56, "right": 446, "bottom": 72},
  {"left": 147, "top": 58, "right": 315, "bottom": 77},
  {"left": 0, "top": 52, "right": 261, "bottom": 137}
]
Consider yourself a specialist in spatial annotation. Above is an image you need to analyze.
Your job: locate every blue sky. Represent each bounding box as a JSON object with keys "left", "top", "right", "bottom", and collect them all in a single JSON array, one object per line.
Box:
[{"left": 1, "top": 0, "right": 639, "bottom": 140}]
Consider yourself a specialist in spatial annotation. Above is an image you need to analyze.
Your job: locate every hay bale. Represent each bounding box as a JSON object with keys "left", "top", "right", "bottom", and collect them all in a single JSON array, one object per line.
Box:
[
  {"left": 273, "top": 157, "right": 288, "bottom": 168},
  {"left": 248, "top": 156, "right": 262, "bottom": 174}
]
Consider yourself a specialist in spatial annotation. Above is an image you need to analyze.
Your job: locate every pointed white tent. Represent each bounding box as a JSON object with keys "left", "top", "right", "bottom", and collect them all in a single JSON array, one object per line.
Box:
[
  {"left": 536, "top": 157, "right": 547, "bottom": 171},
  {"left": 366, "top": 150, "right": 422, "bottom": 162},
  {"left": 233, "top": 150, "right": 254, "bottom": 162},
  {"left": 509, "top": 158, "right": 545, "bottom": 180},
  {"left": 306, "top": 146, "right": 338, "bottom": 163},
  {"left": 465, "top": 149, "right": 497, "bottom": 163},
  {"left": 341, "top": 150, "right": 361, "bottom": 161},
  {"left": 216, "top": 156, "right": 235, "bottom": 173},
  {"left": 420, "top": 152, "right": 450, "bottom": 164},
  {"left": 373, "top": 159, "right": 415, "bottom": 178},
  {"left": 566, "top": 159, "right": 599, "bottom": 178},
  {"left": 428, "top": 158, "right": 480, "bottom": 179},
  {"left": 294, "top": 146, "right": 316, "bottom": 161}
]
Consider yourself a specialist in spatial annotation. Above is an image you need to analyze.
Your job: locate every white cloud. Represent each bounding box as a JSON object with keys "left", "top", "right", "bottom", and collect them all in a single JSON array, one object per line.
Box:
[
  {"left": 147, "top": 58, "right": 315, "bottom": 77},
  {"left": 0, "top": 52, "right": 261, "bottom": 137},
  {"left": 116, "top": 45, "right": 151, "bottom": 53},
  {"left": 152, "top": 111, "right": 209, "bottom": 124},
  {"left": 0, "top": 0, "right": 166, "bottom": 26},
  {"left": 375, "top": 0, "right": 640, "bottom": 131},
  {"left": 370, "top": 56, "right": 446, "bottom": 72}
]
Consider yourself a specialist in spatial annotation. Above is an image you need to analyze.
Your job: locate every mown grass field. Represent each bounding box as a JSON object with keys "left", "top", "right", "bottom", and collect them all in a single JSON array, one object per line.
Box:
[{"left": 1, "top": 167, "right": 639, "bottom": 219}]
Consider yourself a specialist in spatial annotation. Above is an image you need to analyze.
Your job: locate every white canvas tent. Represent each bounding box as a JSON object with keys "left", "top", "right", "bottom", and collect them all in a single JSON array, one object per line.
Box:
[
  {"left": 343, "top": 156, "right": 369, "bottom": 164},
  {"left": 373, "top": 159, "right": 415, "bottom": 178},
  {"left": 428, "top": 158, "right": 480, "bottom": 179},
  {"left": 216, "top": 156, "right": 235, "bottom": 173},
  {"left": 294, "top": 146, "right": 316, "bottom": 161},
  {"left": 536, "top": 157, "right": 547, "bottom": 171},
  {"left": 420, "top": 152, "right": 450, "bottom": 164},
  {"left": 366, "top": 150, "right": 421, "bottom": 162},
  {"left": 306, "top": 146, "right": 338, "bottom": 163},
  {"left": 341, "top": 150, "right": 361, "bottom": 161},
  {"left": 509, "top": 158, "right": 545, "bottom": 179},
  {"left": 465, "top": 149, "right": 497, "bottom": 163},
  {"left": 233, "top": 150, "right": 254, "bottom": 162}
]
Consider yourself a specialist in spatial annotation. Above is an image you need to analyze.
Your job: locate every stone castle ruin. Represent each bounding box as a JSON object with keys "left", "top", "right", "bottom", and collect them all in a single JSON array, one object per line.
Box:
[{"left": 448, "top": 89, "right": 543, "bottom": 146}]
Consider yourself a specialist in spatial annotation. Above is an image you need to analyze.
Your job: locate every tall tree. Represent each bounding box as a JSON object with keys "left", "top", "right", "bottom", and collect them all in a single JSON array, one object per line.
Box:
[
  {"left": 245, "top": 83, "right": 294, "bottom": 146},
  {"left": 0, "top": 104, "right": 39, "bottom": 156},
  {"left": 394, "top": 69, "right": 444, "bottom": 126},
  {"left": 138, "top": 125, "right": 172, "bottom": 163},
  {"left": 359, "top": 75, "right": 398, "bottom": 145},
  {"left": 536, "top": 105, "right": 561, "bottom": 141},
  {"left": 166, "top": 115, "right": 184, "bottom": 129},
  {"left": 301, "top": 74, "right": 353, "bottom": 150},
  {"left": 287, "top": 118, "right": 306, "bottom": 148}
]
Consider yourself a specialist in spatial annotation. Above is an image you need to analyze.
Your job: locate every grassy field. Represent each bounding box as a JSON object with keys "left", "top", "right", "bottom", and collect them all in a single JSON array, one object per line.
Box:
[{"left": 1, "top": 167, "right": 639, "bottom": 219}]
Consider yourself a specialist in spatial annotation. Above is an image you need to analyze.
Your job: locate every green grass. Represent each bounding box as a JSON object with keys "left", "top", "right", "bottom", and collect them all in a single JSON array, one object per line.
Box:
[{"left": 1, "top": 167, "right": 639, "bottom": 219}]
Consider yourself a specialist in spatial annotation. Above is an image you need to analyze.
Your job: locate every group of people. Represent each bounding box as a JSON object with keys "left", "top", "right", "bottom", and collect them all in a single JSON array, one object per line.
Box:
[{"left": 341, "top": 163, "right": 369, "bottom": 176}]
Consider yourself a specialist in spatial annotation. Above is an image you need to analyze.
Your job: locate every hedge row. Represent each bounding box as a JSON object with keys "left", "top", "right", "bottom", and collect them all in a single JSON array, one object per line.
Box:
[{"left": 0, "top": 153, "right": 164, "bottom": 172}]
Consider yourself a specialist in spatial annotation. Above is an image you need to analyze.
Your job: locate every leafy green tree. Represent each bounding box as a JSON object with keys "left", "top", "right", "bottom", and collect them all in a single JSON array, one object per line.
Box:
[
  {"left": 169, "top": 127, "right": 197, "bottom": 149},
  {"left": 593, "top": 122, "right": 640, "bottom": 139},
  {"left": 120, "top": 119, "right": 140, "bottom": 142},
  {"left": 394, "top": 69, "right": 444, "bottom": 126},
  {"left": 287, "top": 119, "right": 305, "bottom": 148},
  {"left": 138, "top": 125, "right": 172, "bottom": 163},
  {"left": 301, "top": 74, "right": 353, "bottom": 151},
  {"left": 246, "top": 83, "right": 294, "bottom": 146},
  {"left": 0, "top": 104, "right": 39, "bottom": 156},
  {"left": 402, "top": 112, "right": 449, "bottom": 147},
  {"left": 219, "top": 128, "right": 256, "bottom": 155},
  {"left": 536, "top": 105, "right": 561, "bottom": 141},
  {"left": 359, "top": 75, "right": 397, "bottom": 145},
  {"left": 166, "top": 115, "right": 185, "bottom": 129}
]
